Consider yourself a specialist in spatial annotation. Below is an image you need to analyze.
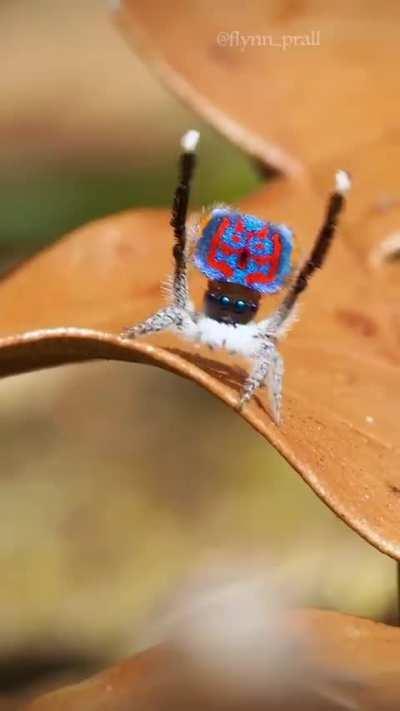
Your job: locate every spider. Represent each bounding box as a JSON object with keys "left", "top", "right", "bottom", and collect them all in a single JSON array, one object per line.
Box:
[{"left": 121, "top": 130, "right": 351, "bottom": 424}]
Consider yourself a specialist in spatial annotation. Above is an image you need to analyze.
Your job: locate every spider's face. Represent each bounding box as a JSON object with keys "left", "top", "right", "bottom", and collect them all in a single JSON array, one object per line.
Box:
[{"left": 204, "top": 280, "right": 260, "bottom": 325}]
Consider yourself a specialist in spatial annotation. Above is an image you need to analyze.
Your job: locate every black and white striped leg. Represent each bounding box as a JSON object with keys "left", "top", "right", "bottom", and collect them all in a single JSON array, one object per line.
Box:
[
  {"left": 121, "top": 130, "right": 199, "bottom": 340},
  {"left": 259, "top": 169, "right": 352, "bottom": 339},
  {"left": 170, "top": 129, "right": 199, "bottom": 309}
]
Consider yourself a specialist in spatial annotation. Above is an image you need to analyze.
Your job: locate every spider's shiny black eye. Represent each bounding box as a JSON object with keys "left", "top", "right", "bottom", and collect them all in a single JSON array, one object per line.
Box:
[
  {"left": 206, "top": 292, "right": 218, "bottom": 302},
  {"left": 219, "top": 295, "right": 231, "bottom": 308},
  {"left": 250, "top": 302, "right": 258, "bottom": 312},
  {"left": 234, "top": 299, "right": 248, "bottom": 313}
]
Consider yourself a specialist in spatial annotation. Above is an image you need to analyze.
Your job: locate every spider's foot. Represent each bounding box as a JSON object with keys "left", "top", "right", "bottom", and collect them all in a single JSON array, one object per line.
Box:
[
  {"left": 120, "top": 325, "right": 140, "bottom": 340},
  {"left": 238, "top": 390, "right": 281, "bottom": 425},
  {"left": 270, "top": 401, "right": 282, "bottom": 426},
  {"left": 237, "top": 389, "right": 252, "bottom": 411},
  {"left": 120, "top": 308, "right": 178, "bottom": 340}
]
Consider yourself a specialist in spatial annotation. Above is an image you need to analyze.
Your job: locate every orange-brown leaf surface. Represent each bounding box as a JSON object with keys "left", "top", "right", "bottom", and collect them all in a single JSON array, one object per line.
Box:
[
  {"left": 0, "top": 2, "right": 398, "bottom": 559},
  {"left": 116, "top": 1, "right": 400, "bottom": 177},
  {"left": 23, "top": 610, "right": 400, "bottom": 710}
]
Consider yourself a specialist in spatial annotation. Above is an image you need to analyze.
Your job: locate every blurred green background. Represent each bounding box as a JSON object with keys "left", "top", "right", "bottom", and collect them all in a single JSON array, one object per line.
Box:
[{"left": 0, "top": 0, "right": 396, "bottom": 700}]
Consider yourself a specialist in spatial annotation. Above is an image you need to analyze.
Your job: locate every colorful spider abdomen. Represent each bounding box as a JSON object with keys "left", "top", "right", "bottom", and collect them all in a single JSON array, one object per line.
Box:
[{"left": 194, "top": 209, "right": 293, "bottom": 294}]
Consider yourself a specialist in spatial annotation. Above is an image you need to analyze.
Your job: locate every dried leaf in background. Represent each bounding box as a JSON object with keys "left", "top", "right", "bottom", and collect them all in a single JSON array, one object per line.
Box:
[{"left": 24, "top": 608, "right": 400, "bottom": 711}]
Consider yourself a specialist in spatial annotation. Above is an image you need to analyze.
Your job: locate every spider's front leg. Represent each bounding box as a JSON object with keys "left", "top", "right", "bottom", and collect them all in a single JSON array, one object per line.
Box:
[
  {"left": 121, "top": 130, "right": 199, "bottom": 341},
  {"left": 239, "top": 340, "right": 284, "bottom": 425},
  {"left": 121, "top": 306, "right": 185, "bottom": 339}
]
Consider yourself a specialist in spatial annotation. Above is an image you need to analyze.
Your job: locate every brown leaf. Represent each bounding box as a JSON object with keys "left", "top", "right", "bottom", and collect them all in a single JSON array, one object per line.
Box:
[
  {"left": 110, "top": 4, "right": 400, "bottom": 550},
  {"left": 22, "top": 610, "right": 400, "bottom": 710},
  {"left": 115, "top": 1, "right": 400, "bottom": 176},
  {"left": 0, "top": 178, "right": 399, "bottom": 558}
]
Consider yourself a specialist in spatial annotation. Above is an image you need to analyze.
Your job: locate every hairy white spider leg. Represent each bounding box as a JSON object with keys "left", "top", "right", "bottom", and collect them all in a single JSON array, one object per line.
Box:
[
  {"left": 239, "top": 340, "right": 281, "bottom": 419},
  {"left": 255, "top": 304, "right": 300, "bottom": 342},
  {"left": 266, "top": 347, "right": 284, "bottom": 425},
  {"left": 121, "top": 306, "right": 183, "bottom": 339}
]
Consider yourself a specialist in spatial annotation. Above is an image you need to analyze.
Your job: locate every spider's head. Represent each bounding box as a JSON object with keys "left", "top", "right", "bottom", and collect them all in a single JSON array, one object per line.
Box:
[{"left": 204, "top": 280, "right": 260, "bottom": 325}]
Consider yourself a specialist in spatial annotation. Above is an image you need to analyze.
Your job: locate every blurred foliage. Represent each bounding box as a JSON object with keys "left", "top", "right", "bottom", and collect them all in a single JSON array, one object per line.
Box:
[{"left": 0, "top": 129, "right": 260, "bottom": 249}]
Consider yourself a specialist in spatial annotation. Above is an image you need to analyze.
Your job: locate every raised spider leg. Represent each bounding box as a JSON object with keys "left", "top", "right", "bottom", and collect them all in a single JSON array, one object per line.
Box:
[
  {"left": 258, "top": 169, "right": 352, "bottom": 340},
  {"left": 170, "top": 129, "right": 199, "bottom": 310},
  {"left": 121, "top": 130, "right": 199, "bottom": 339},
  {"left": 238, "top": 170, "right": 350, "bottom": 421},
  {"left": 239, "top": 340, "right": 283, "bottom": 424}
]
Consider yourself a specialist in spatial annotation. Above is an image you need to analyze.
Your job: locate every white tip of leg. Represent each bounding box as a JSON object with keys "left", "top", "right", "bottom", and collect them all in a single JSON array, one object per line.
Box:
[
  {"left": 335, "top": 169, "right": 352, "bottom": 195},
  {"left": 181, "top": 130, "right": 200, "bottom": 153}
]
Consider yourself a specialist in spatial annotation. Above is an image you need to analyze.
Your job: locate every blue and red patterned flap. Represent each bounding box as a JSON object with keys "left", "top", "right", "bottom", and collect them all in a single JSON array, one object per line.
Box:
[{"left": 194, "top": 209, "right": 293, "bottom": 294}]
